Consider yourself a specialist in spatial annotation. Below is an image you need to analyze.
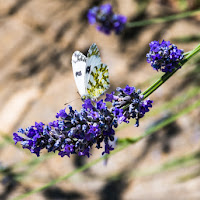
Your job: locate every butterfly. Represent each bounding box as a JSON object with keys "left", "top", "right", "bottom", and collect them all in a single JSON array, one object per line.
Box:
[{"left": 72, "top": 43, "right": 110, "bottom": 100}]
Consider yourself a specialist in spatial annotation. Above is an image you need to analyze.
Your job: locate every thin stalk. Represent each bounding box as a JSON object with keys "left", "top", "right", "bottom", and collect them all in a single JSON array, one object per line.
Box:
[{"left": 127, "top": 9, "right": 200, "bottom": 28}]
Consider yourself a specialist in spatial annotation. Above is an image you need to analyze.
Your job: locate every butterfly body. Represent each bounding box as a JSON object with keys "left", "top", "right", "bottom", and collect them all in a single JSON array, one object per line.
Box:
[{"left": 72, "top": 44, "right": 110, "bottom": 100}]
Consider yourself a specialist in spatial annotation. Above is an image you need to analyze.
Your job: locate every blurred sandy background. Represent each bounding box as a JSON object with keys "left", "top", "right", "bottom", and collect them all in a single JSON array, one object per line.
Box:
[{"left": 0, "top": 0, "right": 200, "bottom": 199}]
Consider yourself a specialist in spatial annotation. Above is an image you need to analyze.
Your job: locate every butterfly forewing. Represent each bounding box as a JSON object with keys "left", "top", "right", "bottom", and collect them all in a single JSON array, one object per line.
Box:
[
  {"left": 72, "top": 51, "right": 87, "bottom": 97},
  {"left": 87, "top": 43, "right": 100, "bottom": 57},
  {"left": 85, "top": 44, "right": 102, "bottom": 84},
  {"left": 87, "top": 63, "right": 110, "bottom": 99}
]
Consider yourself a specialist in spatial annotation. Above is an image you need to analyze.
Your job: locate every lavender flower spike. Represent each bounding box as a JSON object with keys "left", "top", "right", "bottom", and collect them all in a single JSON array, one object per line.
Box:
[
  {"left": 87, "top": 4, "right": 127, "bottom": 34},
  {"left": 146, "top": 40, "right": 184, "bottom": 72}
]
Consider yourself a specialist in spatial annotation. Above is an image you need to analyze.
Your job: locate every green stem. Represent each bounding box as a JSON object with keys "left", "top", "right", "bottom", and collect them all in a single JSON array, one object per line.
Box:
[
  {"left": 126, "top": 9, "right": 200, "bottom": 28},
  {"left": 142, "top": 43, "right": 200, "bottom": 99}
]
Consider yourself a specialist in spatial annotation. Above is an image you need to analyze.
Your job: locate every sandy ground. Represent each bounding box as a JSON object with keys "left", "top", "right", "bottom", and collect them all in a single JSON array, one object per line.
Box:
[{"left": 0, "top": 0, "right": 200, "bottom": 199}]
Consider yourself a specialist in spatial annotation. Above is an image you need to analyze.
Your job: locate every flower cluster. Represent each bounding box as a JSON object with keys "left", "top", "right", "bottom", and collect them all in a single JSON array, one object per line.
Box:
[
  {"left": 87, "top": 4, "right": 127, "bottom": 34},
  {"left": 146, "top": 40, "right": 184, "bottom": 72},
  {"left": 13, "top": 99, "right": 116, "bottom": 157},
  {"left": 13, "top": 85, "right": 153, "bottom": 157},
  {"left": 105, "top": 85, "right": 153, "bottom": 127}
]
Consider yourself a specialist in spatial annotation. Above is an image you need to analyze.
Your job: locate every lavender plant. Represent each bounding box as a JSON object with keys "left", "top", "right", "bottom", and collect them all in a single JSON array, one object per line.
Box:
[{"left": 13, "top": 3, "right": 200, "bottom": 160}]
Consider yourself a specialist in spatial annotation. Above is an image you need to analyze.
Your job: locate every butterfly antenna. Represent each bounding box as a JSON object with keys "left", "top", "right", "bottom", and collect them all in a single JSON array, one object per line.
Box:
[
  {"left": 64, "top": 97, "right": 81, "bottom": 105},
  {"left": 77, "top": 91, "right": 81, "bottom": 97}
]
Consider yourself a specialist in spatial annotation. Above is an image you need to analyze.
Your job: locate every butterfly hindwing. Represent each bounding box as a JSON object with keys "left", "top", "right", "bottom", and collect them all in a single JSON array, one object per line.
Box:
[
  {"left": 72, "top": 51, "right": 87, "bottom": 97},
  {"left": 87, "top": 63, "right": 110, "bottom": 99}
]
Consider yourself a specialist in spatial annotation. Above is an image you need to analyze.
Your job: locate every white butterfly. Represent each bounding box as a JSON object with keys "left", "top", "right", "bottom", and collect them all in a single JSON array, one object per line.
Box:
[{"left": 72, "top": 43, "right": 110, "bottom": 100}]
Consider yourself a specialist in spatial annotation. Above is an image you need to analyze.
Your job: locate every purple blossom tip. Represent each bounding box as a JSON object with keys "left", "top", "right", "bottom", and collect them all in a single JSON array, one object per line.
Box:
[
  {"left": 105, "top": 92, "right": 115, "bottom": 102},
  {"left": 147, "top": 40, "right": 184, "bottom": 72},
  {"left": 82, "top": 99, "right": 94, "bottom": 110},
  {"left": 56, "top": 108, "right": 68, "bottom": 119},
  {"left": 123, "top": 85, "right": 135, "bottom": 95}
]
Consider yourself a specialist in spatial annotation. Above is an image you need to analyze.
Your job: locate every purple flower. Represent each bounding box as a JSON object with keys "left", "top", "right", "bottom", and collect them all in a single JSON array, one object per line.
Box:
[
  {"left": 103, "top": 127, "right": 115, "bottom": 137},
  {"left": 112, "top": 14, "right": 127, "bottom": 34},
  {"left": 96, "top": 99, "right": 106, "bottom": 110},
  {"left": 102, "top": 139, "right": 115, "bottom": 155},
  {"left": 105, "top": 92, "right": 115, "bottom": 102},
  {"left": 100, "top": 4, "right": 112, "bottom": 14},
  {"left": 49, "top": 120, "right": 59, "bottom": 128},
  {"left": 146, "top": 40, "right": 184, "bottom": 72},
  {"left": 86, "top": 124, "right": 100, "bottom": 141},
  {"left": 58, "top": 144, "right": 74, "bottom": 157},
  {"left": 56, "top": 108, "right": 68, "bottom": 118},
  {"left": 112, "top": 107, "right": 122, "bottom": 116},
  {"left": 123, "top": 85, "right": 135, "bottom": 95},
  {"left": 13, "top": 123, "right": 46, "bottom": 157},
  {"left": 145, "top": 99, "right": 153, "bottom": 108},
  {"left": 87, "top": 6, "right": 98, "bottom": 24},
  {"left": 87, "top": 4, "right": 127, "bottom": 35},
  {"left": 78, "top": 147, "right": 90, "bottom": 158},
  {"left": 89, "top": 111, "right": 100, "bottom": 120},
  {"left": 13, "top": 133, "right": 24, "bottom": 145},
  {"left": 82, "top": 99, "right": 94, "bottom": 110}
]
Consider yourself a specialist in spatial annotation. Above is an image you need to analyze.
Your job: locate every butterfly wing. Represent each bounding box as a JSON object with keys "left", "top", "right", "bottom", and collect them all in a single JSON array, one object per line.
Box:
[
  {"left": 87, "top": 63, "right": 110, "bottom": 99},
  {"left": 87, "top": 43, "right": 101, "bottom": 66},
  {"left": 71, "top": 51, "right": 87, "bottom": 97},
  {"left": 85, "top": 43, "right": 102, "bottom": 86}
]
